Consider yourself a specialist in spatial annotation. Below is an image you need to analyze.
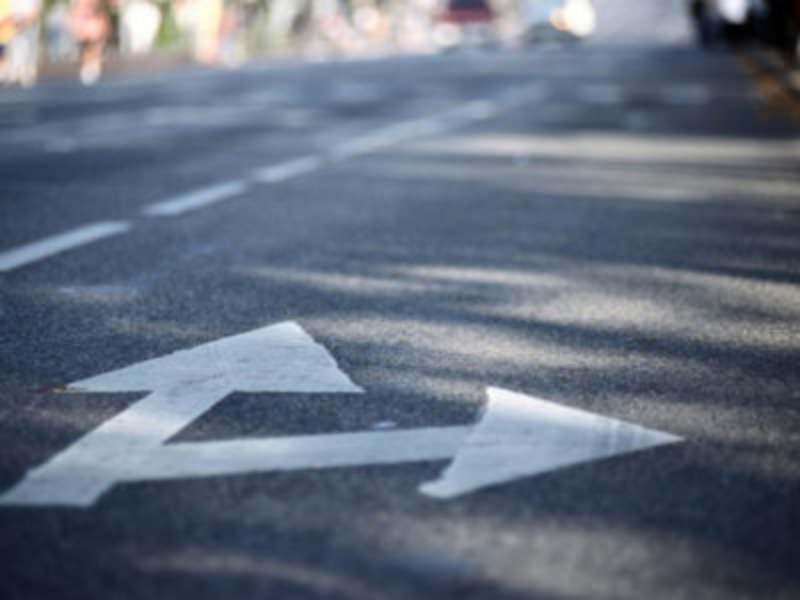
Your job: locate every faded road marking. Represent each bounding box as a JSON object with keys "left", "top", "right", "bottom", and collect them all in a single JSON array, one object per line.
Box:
[
  {"left": 251, "top": 156, "right": 323, "bottom": 184},
  {"left": 0, "top": 221, "right": 132, "bottom": 272},
  {"left": 142, "top": 180, "right": 250, "bottom": 217}
]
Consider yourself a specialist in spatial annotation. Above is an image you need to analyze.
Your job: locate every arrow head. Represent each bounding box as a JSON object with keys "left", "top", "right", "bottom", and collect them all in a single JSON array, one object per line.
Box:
[
  {"left": 420, "top": 387, "right": 682, "bottom": 499},
  {"left": 68, "top": 321, "right": 363, "bottom": 395}
]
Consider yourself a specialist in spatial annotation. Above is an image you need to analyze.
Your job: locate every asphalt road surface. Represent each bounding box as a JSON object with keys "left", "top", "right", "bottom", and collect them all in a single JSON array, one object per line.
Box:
[{"left": 1, "top": 2, "right": 799, "bottom": 599}]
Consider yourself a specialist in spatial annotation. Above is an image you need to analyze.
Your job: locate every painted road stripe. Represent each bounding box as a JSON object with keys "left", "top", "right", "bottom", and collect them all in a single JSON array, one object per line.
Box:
[
  {"left": 329, "top": 117, "right": 444, "bottom": 161},
  {"left": 131, "top": 92, "right": 522, "bottom": 223},
  {"left": 251, "top": 155, "right": 323, "bottom": 184},
  {"left": 151, "top": 96, "right": 515, "bottom": 216},
  {"left": 329, "top": 100, "right": 501, "bottom": 161},
  {"left": 0, "top": 221, "right": 132, "bottom": 272},
  {"left": 142, "top": 179, "right": 250, "bottom": 217}
]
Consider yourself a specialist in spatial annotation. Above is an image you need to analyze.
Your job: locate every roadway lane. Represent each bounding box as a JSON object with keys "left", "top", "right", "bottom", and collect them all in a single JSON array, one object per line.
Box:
[{"left": 1, "top": 1, "right": 799, "bottom": 599}]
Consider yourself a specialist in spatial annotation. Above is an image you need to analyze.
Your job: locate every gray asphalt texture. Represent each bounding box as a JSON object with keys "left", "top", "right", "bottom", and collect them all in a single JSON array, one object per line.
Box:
[{"left": 1, "top": 1, "right": 799, "bottom": 598}]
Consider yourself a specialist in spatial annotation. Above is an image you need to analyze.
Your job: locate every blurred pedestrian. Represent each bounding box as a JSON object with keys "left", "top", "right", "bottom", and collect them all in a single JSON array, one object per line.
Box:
[
  {"left": 689, "top": 0, "right": 716, "bottom": 46},
  {"left": 218, "top": 0, "right": 245, "bottom": 67},
  {"left": 46, "top": 2, "right": 78, "bottom": 63},
  {"left": 119, "top": 0, "right": 161, "bottom": 55},
  {"left": 0, "top": 0, "right": 15, "bottom": 84},
  {"left": 194, "top": 0, "right": 223, "bottom": 64},
  {"left": 715, "top": 0, "right": 751, "bottom": 44},
  {"left": 5, "top": 0, "right": 42, "bottom": 87},
  {"left": 68, "top": 0, "right": 111, "bottom": 84}
]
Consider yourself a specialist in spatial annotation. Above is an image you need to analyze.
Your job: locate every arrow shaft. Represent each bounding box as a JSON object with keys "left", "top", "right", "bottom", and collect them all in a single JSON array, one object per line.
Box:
[
  {"left": 133, "top": 426, "right": 472, "bottom": 482},
  {"left": 0, "top": 384, "right": 232, "bottom": 507},
  {"left": 86, "top": 384, "right": 233, "bottom": 448}
]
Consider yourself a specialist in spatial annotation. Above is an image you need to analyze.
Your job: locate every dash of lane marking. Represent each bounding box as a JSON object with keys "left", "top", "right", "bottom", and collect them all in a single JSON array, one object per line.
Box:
[
  {"left": 329, "top": 118, "right": 442, "bottom": 161},
  {"left": 149, "top": 97, "right": 505, "bottom": 217},
  {"left": 142, "top": 180, "right": 249, "bottom": 218},
  {"left": 0, "top": 221, "right": 132, "bottom": 272},
  {"left": 328, "top": 100, "right": 500, "bottom": 162},
  {"left": 251, "top": 155, "right": 323, "bottom": 184}
]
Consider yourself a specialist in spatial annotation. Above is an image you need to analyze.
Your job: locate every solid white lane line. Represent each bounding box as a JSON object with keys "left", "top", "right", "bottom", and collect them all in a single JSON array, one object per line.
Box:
[
  {"left": 142, "top": 180, "right": 250, "bottom": 217},
  {"left": 0, "top": 221, "right": 132, "bottom": 272},
  {"left": 251, "top": 155, "right": 323, "bottom": 183}
]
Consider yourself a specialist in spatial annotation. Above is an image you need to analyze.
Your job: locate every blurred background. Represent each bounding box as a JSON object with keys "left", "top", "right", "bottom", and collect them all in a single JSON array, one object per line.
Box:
[{"left": 1, "top": 0, "right": 799, "bottom": 87}]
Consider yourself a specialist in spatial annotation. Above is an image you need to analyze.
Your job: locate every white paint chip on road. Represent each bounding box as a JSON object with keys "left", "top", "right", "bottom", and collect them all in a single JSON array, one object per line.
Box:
[
  {"left": 142, "top": 180, "right": 250, "bottom": 217},
  {"left": 0, "top": 221, "right": 132, "bottom": 272},
  {"left": 251, "top": 155, "right": 323, "bottom": 184}
]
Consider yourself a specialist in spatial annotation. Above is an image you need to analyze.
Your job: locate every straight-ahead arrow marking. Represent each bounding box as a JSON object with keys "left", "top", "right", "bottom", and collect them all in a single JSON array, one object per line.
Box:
[{"left": 0, "top": 324, "right": 682, "bottom": 508}]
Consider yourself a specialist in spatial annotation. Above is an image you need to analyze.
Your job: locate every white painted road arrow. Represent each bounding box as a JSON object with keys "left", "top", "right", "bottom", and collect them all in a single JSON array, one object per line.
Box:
[{"left": 0, "top": 322, "right": 681, "bottom": 507}]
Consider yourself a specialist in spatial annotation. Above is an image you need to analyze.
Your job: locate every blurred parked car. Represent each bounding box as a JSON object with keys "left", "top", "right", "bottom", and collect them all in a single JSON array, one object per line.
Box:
[
  {"left": 433, "top": 0, "right": 496, "bottom": 49},
  {"left": 520, "top": 0, "right": 597, "bottom": 44},
  {"left": 690, "top": 0, "right": 800, "bottom": 60},
  {"left": 755, "top": 0, "right": 800, "bottom": 61}
]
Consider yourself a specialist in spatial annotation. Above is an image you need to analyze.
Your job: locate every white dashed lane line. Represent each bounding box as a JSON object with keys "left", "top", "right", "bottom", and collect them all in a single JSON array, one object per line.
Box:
[
  {"left": 7, "top": 80, "right": 711, "bottom": 273},
  {"left": 327, "top": 99, "right": 502, "bottom": 162},
  {"left": 0, "top": 99, "right": 502, "bottom": 271},
  {"left": 0, "top": 221, "right": 132, "bottom": 272},
  {"left": 141, "top": 180, "right": 251, "bottom": 218},
  {"left": 251, "top": 155, "right": 323, "bottom": 184}
]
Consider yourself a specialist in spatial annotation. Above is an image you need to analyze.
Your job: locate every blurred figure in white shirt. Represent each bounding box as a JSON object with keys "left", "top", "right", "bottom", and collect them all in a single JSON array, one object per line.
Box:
[
  {"left": 69, "top": 0, "right": 111, "bottom": 84},
  {"left": 521, "top": 0, "right": 595, "bottom": 42},
  {"left": 716, "top": 0, "right": 749, "bottom": 24},
  {"left": 715, "top": 0, "right": 753, "bottom": 44},
  {"left": 120, "top": 0, "right": 161, "bottom": 55},
  {"left": 689, "top": 0, "right": 753, "bottom": 46},
  {"left": 5, "top": 0, "right": 42, "bottom": 86},
  {"left": 45, "top": 2, "right": 78, "bottom": 62}
]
